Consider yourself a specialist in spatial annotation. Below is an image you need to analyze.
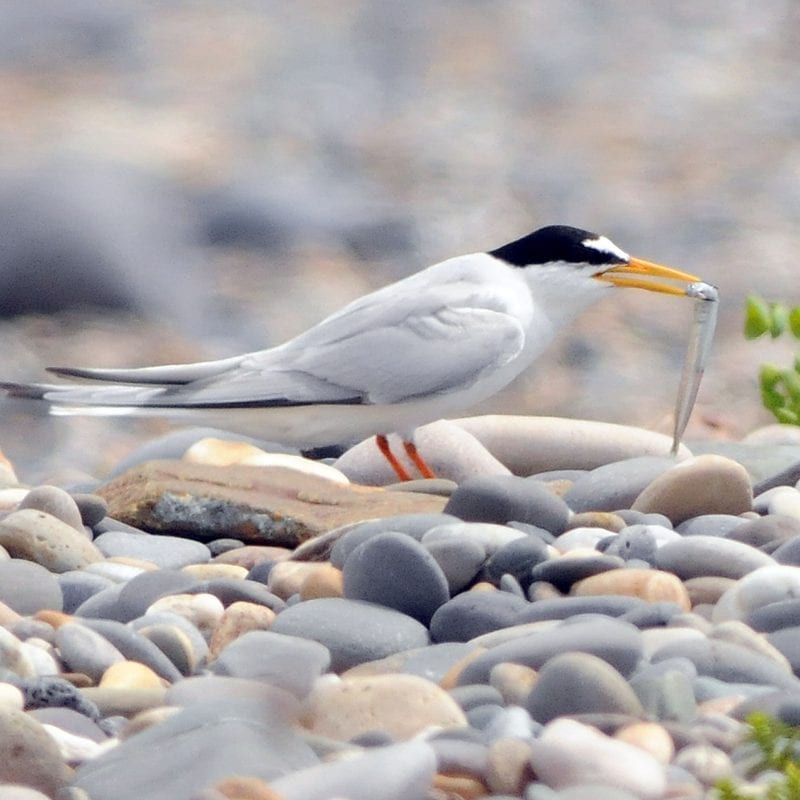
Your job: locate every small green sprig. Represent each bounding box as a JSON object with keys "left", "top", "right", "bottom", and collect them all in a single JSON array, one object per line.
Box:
[
  {"left": 745, "top": 295, "right": 800, "bottom": 424},
  {"left": 715, "top": 712, "right": 800, "bottom": 799}
]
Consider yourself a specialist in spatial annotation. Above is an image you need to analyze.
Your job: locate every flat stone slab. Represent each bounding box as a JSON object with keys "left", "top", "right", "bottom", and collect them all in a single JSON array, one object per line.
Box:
[{"left": 97, "top": 460, "right": 447, "bottom": 546}]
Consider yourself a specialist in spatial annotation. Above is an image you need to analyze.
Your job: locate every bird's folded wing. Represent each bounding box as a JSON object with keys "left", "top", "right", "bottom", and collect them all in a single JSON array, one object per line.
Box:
[{"left": 171, "top": 304, "right": 526, "bottom": 406}]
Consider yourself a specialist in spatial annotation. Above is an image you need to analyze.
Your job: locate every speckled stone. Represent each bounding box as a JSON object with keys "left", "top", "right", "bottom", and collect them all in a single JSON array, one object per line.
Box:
[
  {"left": 208, "top": 601, "right": 277, "bottom": 660},
  {"left": 18, "top": 485, "right": 85, "bottom": 532},
  {"left": 0, "top": 509, "right": 103, "bottom": 572}
]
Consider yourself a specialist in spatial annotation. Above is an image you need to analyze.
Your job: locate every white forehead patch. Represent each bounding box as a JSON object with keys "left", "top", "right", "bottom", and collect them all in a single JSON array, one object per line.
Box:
[{"left": 582, "top": 235, "right": 629, "bottom": 262}]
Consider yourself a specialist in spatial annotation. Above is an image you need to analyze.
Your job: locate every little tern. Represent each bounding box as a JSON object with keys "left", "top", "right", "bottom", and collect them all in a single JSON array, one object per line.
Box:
[{"left": 1, "top": 225, "right": 700, "bottom": 480}]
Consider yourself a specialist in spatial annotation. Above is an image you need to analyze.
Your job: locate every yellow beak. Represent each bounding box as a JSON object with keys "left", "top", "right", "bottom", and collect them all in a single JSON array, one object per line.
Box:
[{"left": 594, "top": 257, "right": 701, "bottom": 296}]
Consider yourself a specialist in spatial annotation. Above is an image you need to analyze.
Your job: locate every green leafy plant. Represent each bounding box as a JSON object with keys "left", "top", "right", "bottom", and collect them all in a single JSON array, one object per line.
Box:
[
  {"left": 745, "top": 294, "right": 800, "bottom": 424},
  {"left": 715, "top": 712, "right": 800, "bottom": 799}
]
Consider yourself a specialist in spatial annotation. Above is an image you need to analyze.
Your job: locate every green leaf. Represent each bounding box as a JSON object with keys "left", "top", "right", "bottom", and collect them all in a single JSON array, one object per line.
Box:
[
  {"left": 776, "top": 407, "right": 799, "bottom": 425},
  {"left": 745, "top": 295, "right": 773, "bottom": 339},
  {"left": 790, "top": 307, "right": 800, "bottom": 340},
  {"left": 771, "top": 303, "right": 790, "bottom": 338},
  {"left": 761, "top": 363, "right": 786, "bottom": 390},
  {"left": 783, "top": 370, "right": 800, "bottom": 403}
]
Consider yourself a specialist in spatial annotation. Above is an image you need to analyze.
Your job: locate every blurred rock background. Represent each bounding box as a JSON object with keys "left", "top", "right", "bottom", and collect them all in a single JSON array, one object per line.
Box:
[{"left": 0, "top": 1, "right": 798, "bottom": 481}]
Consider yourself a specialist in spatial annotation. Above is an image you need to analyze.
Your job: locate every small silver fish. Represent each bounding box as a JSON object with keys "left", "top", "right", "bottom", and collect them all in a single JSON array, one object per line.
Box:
[{"left": 672, "top": 281, "right": 719, "bottom": 455}]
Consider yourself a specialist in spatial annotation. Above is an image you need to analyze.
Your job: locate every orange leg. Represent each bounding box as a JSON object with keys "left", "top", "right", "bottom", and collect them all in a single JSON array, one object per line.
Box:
[
  {"left": 375, "top": 434, "right": 412, "bottom": 481},
  {"left": 403, "top": 440, "right": 436, "bottom": 479}
]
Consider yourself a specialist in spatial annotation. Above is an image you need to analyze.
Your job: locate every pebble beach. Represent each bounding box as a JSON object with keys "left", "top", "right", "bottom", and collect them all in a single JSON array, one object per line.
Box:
[{"left": 2, "top": 416, "right": 800, "bottom": 799}]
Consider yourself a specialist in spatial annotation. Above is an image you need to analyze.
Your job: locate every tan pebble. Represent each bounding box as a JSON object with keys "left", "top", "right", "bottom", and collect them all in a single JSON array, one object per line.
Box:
[
  {"left": 544, "top": 479, "right": 573, "bottom": 496},
  {"left": 100, "top": 661, "right": 166, "bottom": 689},
  {"left": 268, "top": 561, "right": 324, "bottom": 599},
  {"left": 122, "top": 705, "right": 181, "bottom": 738},
  {"left": 301, "top": 673, "right": 467, "bottom": 741},
  {"left": 674, "top": 744, "right": 733, "bottom": 785},
  {"left": 615, "top": 721, "right": 675, "bottom": 764},
  {"left": 0, "top": 599, "right": 22, "bottom": 627},
  {"left": 33, "top": 610, "right": 73, "bottom": 628},
  {"left": 0, "top": 508, "right": 104, "bottom": 572},
  {"left": 60, "top": 672, "right": 94, "bottom": 688},
  {"left": 181, "top": 563, "right": 249, "bottom": 581},
  {"left": 212, "top": 545, "right": 291, "bottom": 569},
  {"left": 0, "top": 681, "right": 25, "bottom": 710},
  {"left": 208, "top": 601, "right": 276, "bottom": 660},
  {"left": 214, "top": 776, "right": 284, "bottom": 800},
  {"left": 528, "top": 581, "right": 563, "bottom": 601},
  {"left": 571, "top": 568, "right": 691, "bottom": 611},
  {"left": 185, "top": 438, "right": 349, "bottom": 484},
  {"left": 439, "top": 648, "right": 487, "bottom": 690},
  {"left": 299, "top": 563, "right": 343, "bottom": 599},
  {"left": 0, "top": 708, "right": 71, "bottom": 795},
  {"left": 469, "top": 581, "right": 497, "bottom": 593},
  {"left": 79, "top": 686, "right": 168, "bottom": 717},
  {"left": 489, "top": 662, "right": 538, "bottom": 705},
  {"left": 632, "top": 454, "right": 752, "bottom": 523},
  {"left": 566, "top": 511, "right": 627, "bottom": 532},
  {"left": 0, "top": 448, "right": 19, "bottom": 486},
  {"left": 486, "top": 737, "right": 535, "bottom": 795},
  {"left": 684, "top": 576, "right": 737, "bottom": 607},
  {"left": 147, "top": 592, "right": 224, "bottom": 639},
  {"left": 432, "top": 772, "right": 488, "bottom": 800},
  {"left": 697, "top": 695, "right": 748, "bottom": 716}
]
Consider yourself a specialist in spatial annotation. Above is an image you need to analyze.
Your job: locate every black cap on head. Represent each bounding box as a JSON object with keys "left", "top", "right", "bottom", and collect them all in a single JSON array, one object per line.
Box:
[{"left": 489, "top": 225, "right": 627, "bottom": 267}]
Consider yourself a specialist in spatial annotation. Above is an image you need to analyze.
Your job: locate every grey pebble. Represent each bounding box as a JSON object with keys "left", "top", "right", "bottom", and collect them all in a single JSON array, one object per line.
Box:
[
  {"left": 58, "top": 571, "right": 114, "bottom": 614},
  {"left": 483, "top": 535, "right": 550, "bottom": 588},
  {"left": 652, "top": 637, "right": 800, "bottom": 690},
  {"left": 349, "top": 642, "right": 477, "bottom": 683},
  {"left": 424, "top": 536, "right": 486, "bottom": 594},
  {"left": 270, "top": 739, "right": 437, "bottom": 800},
  {"left": 117, "top": 569, "right": 201, "bottom": 622},
  {"left": 77, "top": 618, "right": 183, "bottom": 683},
  {"left": 71, "top": 493, "right": 109, "bottom": 528},
  {"left": 211, "top": 630, "right": 330, "bottom": 697},
  {"left": 530, "top": 554, "right": 624, "bottom": 593},
  {"left": 513, "top": 595, "right": 644, "bottom": 624},
  {"left": 766, "top": 626, "right": 800, "bottom": 675},
  {"left": 29, "top": 705, "right": 108, "bottom": 741},
  {"left": 18, "top": 485, "right": 84, "bottom": 531},
  {"left": 526, "top": 651, "right": 644, "bottom": 724},
  {"left": 93, "top": 529, "right": 211, "bottom": 569},
  {"left": 343, "top": 531, "right": 450, "bottom": 625},
  {"left": 430, "top": 590, "right": 530, "bottom": 643},
  {"left": 443, "top": 475, "right": 570, "bottom": 533},
  {"left": 746, "top": 599, "right": 800, "bottom": 633},
  {"left": 194, "top": 577, "right": 285, "bottom": 611},
  {"left": 72, "top": 583, "right": 126, "bottom": 621},
  {"left": 73, "top": 697, "right": 318, "bottom": 800},
  {"left": 329, "top": 513, "right": 458, "bottom": 568},
  {"left": 166, "top": 674, "right": 298, "bottom": 706},
  {"left": 676, "top": 514, "right": 747, "bottom": 537},
  {"left": 654, "top": 535, "right": 775, "bottom": 580},
  {"left": 0, "top": 559, "right": 63, "bottom": 614},
  {"left": 458, "top": 617, "right": 643, "bottom": 684},
  {"left": 55, "top": 622, "right": 125, "bottom": 682},
  {"left": 271, "top": 597, "right": 429, "bottom": 672},
  {"left": 629, "top": 666, "right": 698, "bottom": 723},
  {"left": 206, "top": 537, "right": 245, "bottom": 555},
  {"left": 563, "top": 457, "right": 675, "bottom": 513},
  {"left": 428, "top": 736, "right": 489, "bottom": 774},
  {"left": 770, "top": 536, "right": 800, "bottom": 565},
  {"left": 137, "top": 623, "right": 198, "bottom": 676},
  {"left": 449, "top": 684, "right": 505, "bottom": 712},
  {"left": 724, "top": 514, "right": 800, "bottom": 548}
]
